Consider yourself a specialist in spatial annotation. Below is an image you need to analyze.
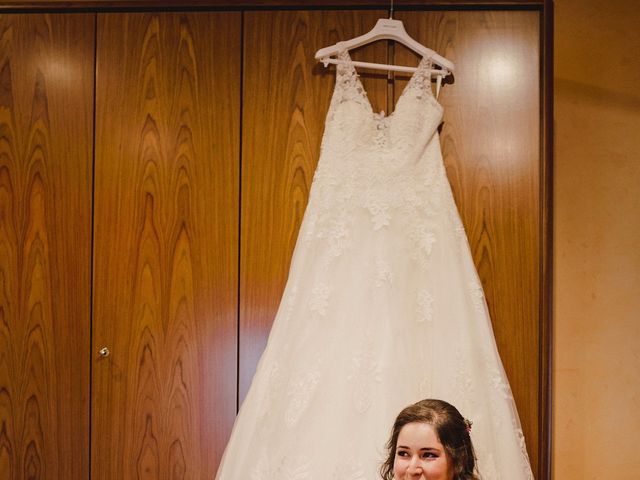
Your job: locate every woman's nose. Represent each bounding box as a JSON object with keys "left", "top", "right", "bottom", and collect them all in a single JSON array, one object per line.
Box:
[{"left": 408, "top": 456, "right": 422, "bottom": 475}]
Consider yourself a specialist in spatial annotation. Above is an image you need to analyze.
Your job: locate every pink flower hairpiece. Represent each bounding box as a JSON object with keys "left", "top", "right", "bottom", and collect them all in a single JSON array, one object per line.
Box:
[{"left": 464, "top": 418, "right": 473, "bottom": 434}]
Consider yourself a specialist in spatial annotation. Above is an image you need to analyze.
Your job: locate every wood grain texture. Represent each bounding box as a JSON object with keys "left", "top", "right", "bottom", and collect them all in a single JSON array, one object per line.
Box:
[
  {"left": 239, "top": 9, "right": 387, "bottom": 402},
  {"left": 0, "top": 1, "right": 546, "bottom": 12},
  {"left": 93, "top": 12, "right": 240, "bottom": 479},
  {"left": 395, "top": 10, "right": 541, "bottom": 475},
  {"left": 540, "top": 2, "right": 552, "bottom": 477},
  {"left": 241, "top": 7, "right": 545, "bottom": 478},
  {"left": 0, "top": 13, "right": 94, "bottom": 480}
]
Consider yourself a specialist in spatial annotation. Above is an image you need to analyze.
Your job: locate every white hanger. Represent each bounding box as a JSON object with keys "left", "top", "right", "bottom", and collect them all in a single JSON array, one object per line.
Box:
[{"left": 315, "top": 5, "right": 454, "bottom": 81}]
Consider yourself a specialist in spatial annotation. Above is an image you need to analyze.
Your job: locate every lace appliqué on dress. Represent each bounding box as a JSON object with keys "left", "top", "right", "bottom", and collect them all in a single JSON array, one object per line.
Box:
[
  {"left": 284, "top": 357, "right": 323, "bottom": 427},
  {"left": 348, "top": 331, "right": 382, "bottom": 413},
  {"left": 309, "top": 282, "right": 331, "bottom": 316},
  {"left": 416, "top": 290, "right": 435, "bottom": 323},
  {"left": 409, "top": 225, "right": 437, "bottom": 267},
  {"left": 258, "top": 362, "right": 283, "bottom": 419},
  {"left": 469, "top": 279, "right": 485, "bottom": 313},
  {"left": 374, "top": 256, "right": 394, "bottom": 287}
]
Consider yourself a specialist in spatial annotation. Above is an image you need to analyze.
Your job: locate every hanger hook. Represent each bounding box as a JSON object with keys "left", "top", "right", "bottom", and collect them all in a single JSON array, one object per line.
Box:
[{"left": 390, "top": 0, "right": 394, "bottom": 19}]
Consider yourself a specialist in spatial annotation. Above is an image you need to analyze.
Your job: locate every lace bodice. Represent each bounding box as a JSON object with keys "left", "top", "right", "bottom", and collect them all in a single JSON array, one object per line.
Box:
[
  {"left": 324, "top": 50, "right": 443, "bottom": 160},
  {"left": 304, "top": 51, "right": 452, "bottom": 258}
]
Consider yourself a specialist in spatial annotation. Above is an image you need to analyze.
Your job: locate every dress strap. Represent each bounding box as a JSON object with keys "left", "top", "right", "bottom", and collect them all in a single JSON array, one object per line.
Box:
[
  {"left": 400, "top": 56, "right": 436, "bottom": 101},
  {"left": 331, "top": 50, "right": 372, "bottom": 111}
]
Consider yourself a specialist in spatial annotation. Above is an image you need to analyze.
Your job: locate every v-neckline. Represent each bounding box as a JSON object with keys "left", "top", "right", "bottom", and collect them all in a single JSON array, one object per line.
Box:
[{"left": 338, "top": 50, "right": 437, "bottom": 120}]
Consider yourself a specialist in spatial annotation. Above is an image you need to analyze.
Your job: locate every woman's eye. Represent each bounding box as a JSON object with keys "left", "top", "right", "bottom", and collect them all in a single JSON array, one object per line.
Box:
[
  {"left": 422, "top": 452, "right": 438, "bottom": 459},
  {"left": 396, "top": 451, "right": 409, "bottom": 457}
]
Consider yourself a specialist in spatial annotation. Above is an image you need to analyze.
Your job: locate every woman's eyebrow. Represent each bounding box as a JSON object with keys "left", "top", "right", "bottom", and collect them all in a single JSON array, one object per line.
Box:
[
  {"left": 417, "top": 447, "right": 442, "bottom": 452},
  {"left": 396, "top": 445, "right": 441, "bottom": 451}
]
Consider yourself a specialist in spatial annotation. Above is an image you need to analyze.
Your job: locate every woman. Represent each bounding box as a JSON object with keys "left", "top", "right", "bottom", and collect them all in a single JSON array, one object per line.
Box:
[{"left": 381, "top": 399, "right": 479, "bottom": 480}]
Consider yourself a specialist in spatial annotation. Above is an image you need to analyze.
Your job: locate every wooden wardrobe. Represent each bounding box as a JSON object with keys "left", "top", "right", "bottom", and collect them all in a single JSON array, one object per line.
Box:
[{"left": 0, "top": 1, "right": 552, "bottom": 478}]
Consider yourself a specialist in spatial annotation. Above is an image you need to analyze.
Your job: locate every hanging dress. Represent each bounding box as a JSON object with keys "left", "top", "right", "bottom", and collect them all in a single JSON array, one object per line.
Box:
[{"left": 216, "top": 51, "right": 534, "bottom": 480}]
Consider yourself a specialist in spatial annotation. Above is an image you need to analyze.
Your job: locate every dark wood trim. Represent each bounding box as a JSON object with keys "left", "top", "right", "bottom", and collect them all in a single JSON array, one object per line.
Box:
[
  {"left": 539, "top": 1, "right": 553, "bottom": 479},
  {"left": 0, "top": 0, "right": 546, "bottom": 13}
]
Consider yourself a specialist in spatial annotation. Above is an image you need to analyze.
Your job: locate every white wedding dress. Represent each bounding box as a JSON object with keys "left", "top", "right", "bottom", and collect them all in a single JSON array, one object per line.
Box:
[{"left": 216, "top": 51, "right": 534, "bottom": 480}]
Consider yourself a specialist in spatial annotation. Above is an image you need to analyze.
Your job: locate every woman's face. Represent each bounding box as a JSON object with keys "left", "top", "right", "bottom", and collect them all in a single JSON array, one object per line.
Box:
[{"left": 392, "top": 422, "right": 453, "bottom": 480}]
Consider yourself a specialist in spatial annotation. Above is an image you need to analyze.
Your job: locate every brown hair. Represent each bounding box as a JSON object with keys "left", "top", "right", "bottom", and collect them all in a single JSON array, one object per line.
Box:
[{"left": 380, "top": 399, "right": 479, "bottom": 480}]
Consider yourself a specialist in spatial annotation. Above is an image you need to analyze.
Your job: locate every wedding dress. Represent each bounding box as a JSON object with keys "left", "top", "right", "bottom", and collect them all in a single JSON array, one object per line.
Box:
[{"left": 216, "top": 51, "right": 534, "bottom": 480}]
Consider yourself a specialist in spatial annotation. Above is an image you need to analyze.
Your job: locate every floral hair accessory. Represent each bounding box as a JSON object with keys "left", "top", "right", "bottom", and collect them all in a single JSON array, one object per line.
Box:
[{"left": 463, "top": 418, "right": 473, "bottom": 433}]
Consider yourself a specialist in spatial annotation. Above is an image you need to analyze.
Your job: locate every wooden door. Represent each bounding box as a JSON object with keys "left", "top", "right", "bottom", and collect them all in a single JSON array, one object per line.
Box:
[
  {"left": 92, "top": 12, "right": 240, "bottom": 479},
  {"left": 395, "top": 10, "right": 542, "bottom": 472},
  {"left": 240, "top": 8, "right": 389, "bottom": 401},
  {"left": 0, "top": 13, "right": 94, "bottom": 479},
  {"left": 240, "top": 8, "right": 543, "bottom": 478}
]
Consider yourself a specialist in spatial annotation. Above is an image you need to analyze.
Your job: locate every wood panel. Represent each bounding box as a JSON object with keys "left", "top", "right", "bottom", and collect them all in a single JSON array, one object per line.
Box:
[
  {"left": 239, "top": 9, "right": 387, "bottom": 401},
  {"left": 394, "top": 10, "right": 541, "bottom": 475},
  {"left": 0, "top": 0, "right": 547, "bottom": 12},
  {"left": 540, "top": 3, "right": 553, "bottom": 477},
  {"left": 241, "top": 7, "right": 544, "bottom": 478},
  {"left": 0, "top": 13, "right": 94, "bottom": 480},
  {"left": 93, "top": 12, "right": 240, "bottom": 479}
]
